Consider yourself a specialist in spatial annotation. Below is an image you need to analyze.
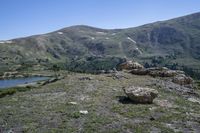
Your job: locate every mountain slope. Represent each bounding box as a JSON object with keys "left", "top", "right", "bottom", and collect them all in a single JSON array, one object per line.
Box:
[{"left": 0, "top": 12, "right": 200, "bottom": 75}]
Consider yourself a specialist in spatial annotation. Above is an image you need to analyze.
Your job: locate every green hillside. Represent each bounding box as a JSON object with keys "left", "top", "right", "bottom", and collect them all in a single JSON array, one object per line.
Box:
[{"left": 1, "top": 12, "right": 200, "bottom": 77}]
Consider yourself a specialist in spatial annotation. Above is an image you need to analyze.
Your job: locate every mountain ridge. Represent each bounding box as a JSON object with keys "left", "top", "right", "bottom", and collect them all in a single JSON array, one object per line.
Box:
[
  {"left": 1, "top": 12, "right": 200, "bottom": 77},
  {"left": 1, "top": 12, "right": 200, "bottom": 41}
]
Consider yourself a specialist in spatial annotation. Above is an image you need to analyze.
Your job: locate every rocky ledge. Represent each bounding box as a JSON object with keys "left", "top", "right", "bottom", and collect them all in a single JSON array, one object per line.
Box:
[{"left": 119, "top": 61, "right": 193, "bottom": 86}]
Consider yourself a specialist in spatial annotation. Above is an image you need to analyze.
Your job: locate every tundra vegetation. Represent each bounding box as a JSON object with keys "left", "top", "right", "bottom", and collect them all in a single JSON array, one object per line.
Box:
[{"left": 1, "top": 12, "right": 200, "bottom": 132}]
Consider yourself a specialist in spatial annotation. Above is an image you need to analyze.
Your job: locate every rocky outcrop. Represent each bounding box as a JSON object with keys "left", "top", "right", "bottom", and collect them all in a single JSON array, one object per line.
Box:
[
  {"left": 148, "top": 68, "right": 183, "bottom": 77},
  {"left": 172, "top": 74, "right": 193, "bottom": 85},
  {"left": 130, "top": 67, "right": 183, "bottom": 77},
  {"left": 0, "top": 71, "right": 53, "bottom": 80},
  {"left": 130, "top": 67, "right": 193, "bottom": 85},
  {"left": 119, "top": 61, "right": 144, "bottom": 70},
  {"left": 123, "top": 86, "right": 158, "bottom": 104},
  {"left": 0, "top": 71, "right": 25, "bottom": 79},
  {"left": 147, "top": 78, "right": 196, "bottom": 97},
  {"left": 130, "top": 69, "right": 149, "bottom": 75},
  {"left": 3, "top": 71, "right": 18, "bottom": 78}
]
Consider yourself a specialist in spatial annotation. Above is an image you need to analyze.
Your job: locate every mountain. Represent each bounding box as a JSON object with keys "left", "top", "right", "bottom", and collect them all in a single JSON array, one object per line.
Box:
[{"left": 1, "top": 12, "right": 200, "bottom": 76}]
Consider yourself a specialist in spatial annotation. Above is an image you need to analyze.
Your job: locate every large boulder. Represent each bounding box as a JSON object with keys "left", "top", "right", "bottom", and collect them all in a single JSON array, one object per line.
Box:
[
  {"left": 119, "top": 61, "right": 144, "bottom": 70},
  {"left": 130, "top": 67, "right": 184, "bottom": 77},
  {"left": 123, "top": 86, "right": 158, "bottom": 104},
  {"left": 147, "top": 67, "right": 184, "bottom": 77},
  {"left": 172, "top": 74, "right": 193, "bottom": 85},
  {"left": 130, "top": 69, "right": 149, "bottom": 75}
]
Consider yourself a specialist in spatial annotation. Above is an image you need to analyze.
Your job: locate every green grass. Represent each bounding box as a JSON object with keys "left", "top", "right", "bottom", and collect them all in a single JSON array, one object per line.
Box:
[
  {"left": 0, "top": 71, "right": 200, "bottom": 132},
  {"left": 0, "top": 86, "right": 33, "bottom": 98}
]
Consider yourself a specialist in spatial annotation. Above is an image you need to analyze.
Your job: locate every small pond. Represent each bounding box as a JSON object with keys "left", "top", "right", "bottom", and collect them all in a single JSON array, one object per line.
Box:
[{"left": 0, "top": 77, "right": 50, "bottom": 89}]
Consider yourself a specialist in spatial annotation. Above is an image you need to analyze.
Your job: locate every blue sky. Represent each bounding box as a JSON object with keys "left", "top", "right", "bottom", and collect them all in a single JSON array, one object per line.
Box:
[{"left": 0, "top": 0, "right": 200, "bottom": 40}]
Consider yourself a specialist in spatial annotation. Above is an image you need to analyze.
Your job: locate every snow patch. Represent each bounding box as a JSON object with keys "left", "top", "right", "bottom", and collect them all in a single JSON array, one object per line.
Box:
[
  {"left": 79, "top": 110, "right": 88, "bottom": 114},
  {"left": 0, "top": 40, "right": 13, "bottom": 44},
  {"left": 105, "top": 37, "right": 109, "bottom": 40},
  {"left": 57, "top": 32, "right": 63, "bottom": 35},
  {"left": 135, "top": 47, "right": 142, "bottom": 54},
  {"left": 96, "top": 32, "right": 106, "bottom": 35},
  {"left": 127, "top": 37, "right": 136, "bottom": 43},
  {"left": 90, "top": 37, "right": 95, "bottom": 40},
  {"left": 111, "top": 33, "right": 116, "bottom": 36}
]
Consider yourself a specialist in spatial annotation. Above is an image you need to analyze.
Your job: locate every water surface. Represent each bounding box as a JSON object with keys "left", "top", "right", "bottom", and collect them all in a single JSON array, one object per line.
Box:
[{"left": 0, "top": 77, "right": 49, "bottom": 89}]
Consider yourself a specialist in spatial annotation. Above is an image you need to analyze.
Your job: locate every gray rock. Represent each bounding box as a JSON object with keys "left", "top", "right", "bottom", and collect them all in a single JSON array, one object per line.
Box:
[
  {"left": 119, "top": 61, "right": 144, "bottom": 70},
  {"left": 123, "top": 86, "right": 158, "bottom": 104},
  {"left": 188, "top": 97, "right": 200, "bottom": 104},
  {"left": 130, "top": 69, "right": 149, "bottom": 75},
  {"left": 2, "top": 71, "right": 19, "bottom": 79},
  {"left": 68, "top": 102, "right": 78, "bottom": 105},
  {"left": 148, "top": 68, "right": 181, "bottom": 77},
  {"left": 79, "top": 110, "right": 88, "bottom": 114},
  {"left": 130, "top": 67, "right": 184, "bottom": 78},
  {"left": 148, "top": 79, "right": 197, "bottom": 97},
  {"left": 172, "top": 74, "right": 193, "bottom": 85},
  {"left": 79, "top": 77, "right": 93, "bottom": 80}
]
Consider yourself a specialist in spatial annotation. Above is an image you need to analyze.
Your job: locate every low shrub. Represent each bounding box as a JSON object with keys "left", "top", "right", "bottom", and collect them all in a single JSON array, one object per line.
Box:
[
  {"left": 0, "top": 89, "right": 17, "bottom": 98},
  {"left": 0, "top": 86, "right": 33, "bottom": 98}
]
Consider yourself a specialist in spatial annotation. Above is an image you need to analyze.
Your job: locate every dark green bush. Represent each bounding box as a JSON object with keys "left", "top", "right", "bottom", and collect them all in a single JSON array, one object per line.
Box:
[
  {"left": 0, "top": 89, "right": 17, "bottom": 98},
  {"left": 0, "top": 86, "right": 33, "bottom": 98}
]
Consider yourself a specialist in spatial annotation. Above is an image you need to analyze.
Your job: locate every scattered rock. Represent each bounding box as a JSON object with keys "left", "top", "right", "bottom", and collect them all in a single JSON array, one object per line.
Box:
[
  {"left": 149, "top": 79, "right": 197, "bottom": 97},
  {"left": 188, "top": 97, "right": 200, "bottom": 104},
  {"left": 79, "top": 110, "right": 88, "bottom": 115},
  {"left": 150, "top": 127, "right": 161, "bottom": 133},
  {"left": 80, "top": 95, "right": 90, "bottom": 101},
  {"left": 119, "top": 61, "right": 144, "bottom": 70},
  {"left": 155, "top": 99, "right": 173, "bottom": 108},
  {"left": 172, "top": 74, "right": 193, "bottom": 85},
  {"left": 7, "top": 129, "right": 14, "bottom": 133},
  {"left": 2, "top": 71, "right": 21, "bottom": 79},
  {"left": 79, "top": 77, "right": 93, "bottom": 80},
  {"left": 112, "top": 72, "right": 128, "bottom": 80},
  {"left": 123, "top": 86, "right": 158, "bottom": 104},
  {"left": 112, "top": 88, "right": 118, "bottom": 91},
  {"left": 99, "top": 70, "right": 106, "bottom": 74},
  {"left": 68, "top": 102, "right": 78, "bottom": 105},
  {"left": 149, "top": 107, "right": 157, "bottom": 111}
]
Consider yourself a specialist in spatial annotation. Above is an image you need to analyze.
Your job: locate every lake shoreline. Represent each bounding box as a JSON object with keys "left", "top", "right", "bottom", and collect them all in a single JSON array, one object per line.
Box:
[{"left": 0, "top": 76, "right": 51, "bottom": 89}]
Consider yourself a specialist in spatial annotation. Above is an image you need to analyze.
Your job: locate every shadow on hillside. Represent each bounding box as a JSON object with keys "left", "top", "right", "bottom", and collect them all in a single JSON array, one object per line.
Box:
[
  {"left": 117, "top": 96, "right": 135, "bottom": 104},
  {"left": 117, "top": 96, "right": 153, "bottom": 104}
]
